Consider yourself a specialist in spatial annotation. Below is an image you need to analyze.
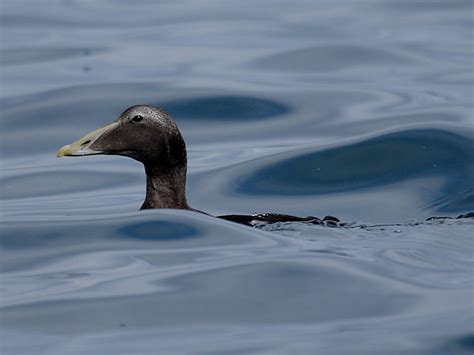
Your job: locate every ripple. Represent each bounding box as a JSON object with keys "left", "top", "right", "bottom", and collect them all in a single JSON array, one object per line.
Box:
[
  {"left": 0, "top": 259, "right": 417, "bottom": 332},
  {"left": 0, "top": 84, "right": 292, "bottom": 157},
  {"left": 1, "top": 170, "right": 137, "bottom": 200},
  {"left": 256, "top": 45, "right": 415, "bottom": 72},
  {"left": 1, "top": 47, "right": 105, "bottom": 66},
  {"left": 238, "top": 129, "right": 474, "bottom": 197},
  {"left": 119, "top": 221, "right": 199, "bottom": 241},
  {"left": 448, "top": 334, "right": 474, "bottom": 352},
  {"left": 380, "top": 0, "right": 473, "bottom": 12},
  {"left": 163, "top": 96, "right": 289, "bottom": 121},
  {"left": 0, "top": 211, "right": 272, "bottom": 268},
  {"left": 261, "top": 217, "right": 474, "bottom": 289}
]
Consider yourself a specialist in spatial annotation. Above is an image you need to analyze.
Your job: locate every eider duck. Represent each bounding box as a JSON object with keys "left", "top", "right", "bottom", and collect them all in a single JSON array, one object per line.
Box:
[{"left": 57, "top": 105, "right": 338, "bottom": 226}]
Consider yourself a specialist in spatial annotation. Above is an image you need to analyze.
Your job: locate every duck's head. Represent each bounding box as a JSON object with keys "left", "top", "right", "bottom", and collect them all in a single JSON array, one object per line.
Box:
[
  {"left": 57, "top": 105, "right": 189, "bottom": 209},
  {"left": 58, "top": 105, "right": 186, "bottom": 169}
]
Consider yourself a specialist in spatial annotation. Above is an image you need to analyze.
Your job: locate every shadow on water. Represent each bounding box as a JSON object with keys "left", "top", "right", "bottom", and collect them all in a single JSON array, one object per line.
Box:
[{"left": 238, "top": 129, "right": 474, "bottom": 207}]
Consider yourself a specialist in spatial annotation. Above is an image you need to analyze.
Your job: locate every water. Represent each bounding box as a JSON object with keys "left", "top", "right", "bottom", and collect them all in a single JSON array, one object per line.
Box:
[{"left": 1, "top": 0, "right": 473, "bottom": 354}]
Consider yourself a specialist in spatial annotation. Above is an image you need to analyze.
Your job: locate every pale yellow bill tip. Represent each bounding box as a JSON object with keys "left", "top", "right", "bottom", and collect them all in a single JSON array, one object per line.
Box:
[{"left": 57, "top": 144, "right": 72, "bottom": 157}]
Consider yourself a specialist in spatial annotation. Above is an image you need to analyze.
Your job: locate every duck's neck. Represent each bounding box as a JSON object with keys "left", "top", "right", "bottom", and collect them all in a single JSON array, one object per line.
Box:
[{"left": 140, "top": 165, "right": 189, "bottom": 210}]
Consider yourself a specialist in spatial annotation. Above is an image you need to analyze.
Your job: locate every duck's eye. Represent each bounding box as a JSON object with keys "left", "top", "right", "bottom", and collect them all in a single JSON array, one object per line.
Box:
[{"left": 131, "top": 115, "right": 143, "bottom": 123}]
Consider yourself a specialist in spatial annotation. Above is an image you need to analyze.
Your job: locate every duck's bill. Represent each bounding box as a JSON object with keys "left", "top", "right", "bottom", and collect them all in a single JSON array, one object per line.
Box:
[{"left": 57, "top": 122, "right": 117, "bottom": 157}]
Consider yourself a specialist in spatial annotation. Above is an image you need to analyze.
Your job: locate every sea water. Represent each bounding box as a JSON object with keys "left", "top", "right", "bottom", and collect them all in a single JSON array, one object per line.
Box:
[{"left": 1, "top": 0, "right": 473, "bottom": 354}]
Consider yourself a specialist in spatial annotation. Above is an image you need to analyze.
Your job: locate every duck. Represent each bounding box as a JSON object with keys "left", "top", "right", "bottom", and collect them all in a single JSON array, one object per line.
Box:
[{"left": 57, "top": 105, "right": 338, "bottom": 226}]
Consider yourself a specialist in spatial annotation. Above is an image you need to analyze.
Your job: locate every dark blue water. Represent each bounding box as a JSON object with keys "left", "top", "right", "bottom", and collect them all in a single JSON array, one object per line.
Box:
[{"left": 1, "top": 1, "right": 473, "bottom": 354}]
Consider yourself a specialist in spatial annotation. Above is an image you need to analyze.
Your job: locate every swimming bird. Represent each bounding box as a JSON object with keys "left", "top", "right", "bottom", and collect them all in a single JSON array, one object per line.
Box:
[{"left": 57, "top": 105, "right": 338, "bottom": 226}]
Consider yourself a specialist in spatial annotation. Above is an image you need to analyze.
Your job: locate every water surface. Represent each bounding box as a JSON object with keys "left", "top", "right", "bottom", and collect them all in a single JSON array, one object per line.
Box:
[{"left": 1, "top": 0, "right": 473, "bottom": 354}]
